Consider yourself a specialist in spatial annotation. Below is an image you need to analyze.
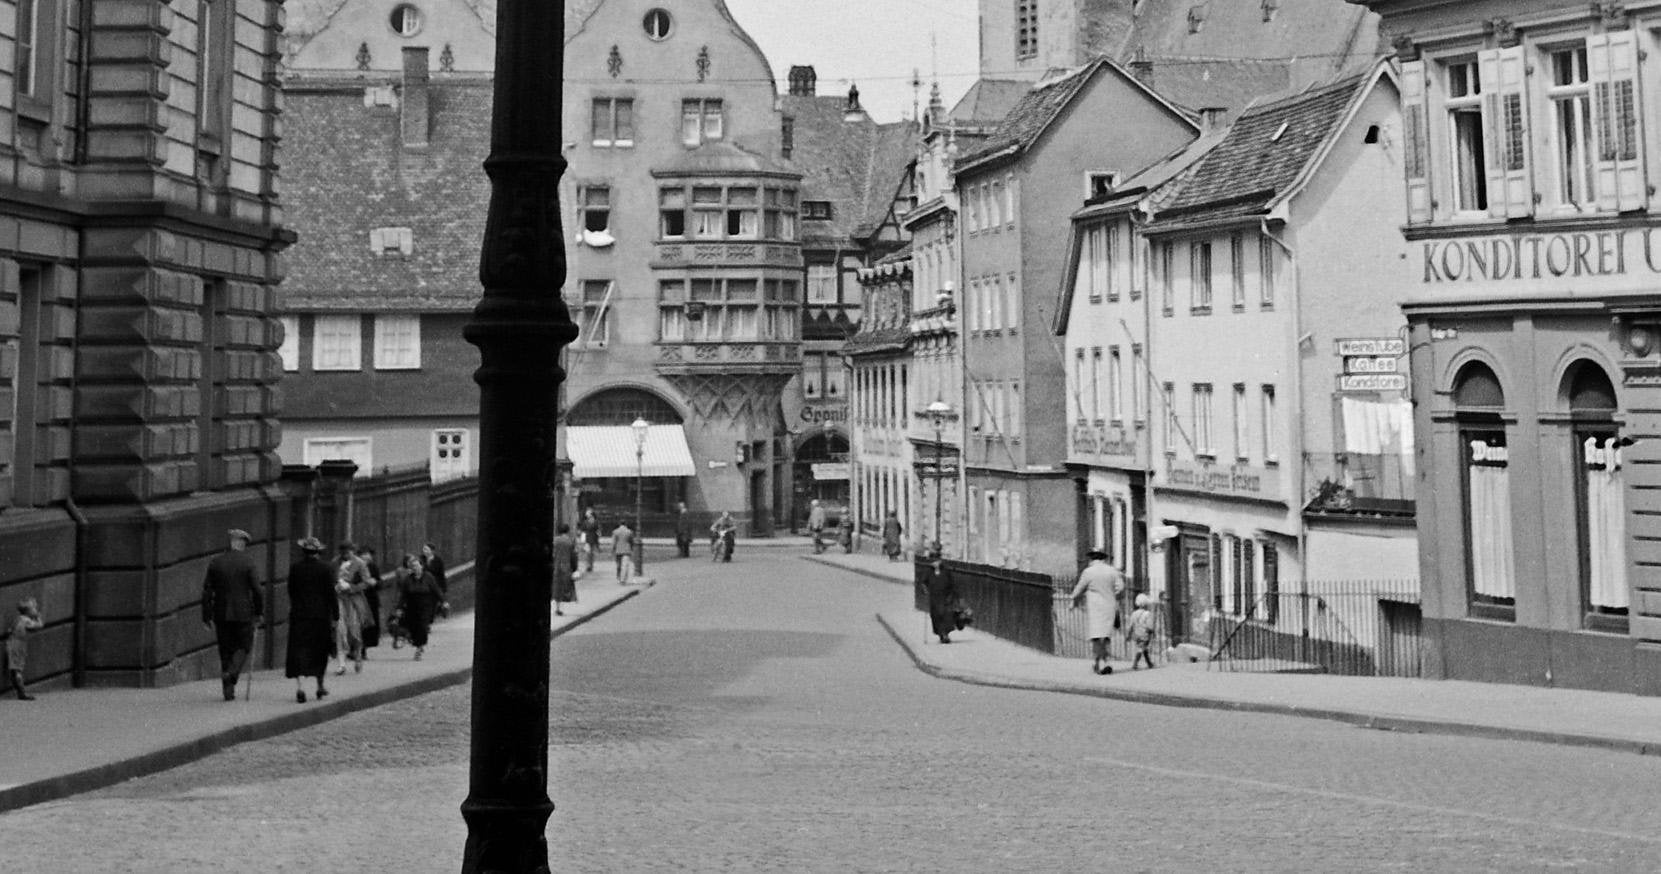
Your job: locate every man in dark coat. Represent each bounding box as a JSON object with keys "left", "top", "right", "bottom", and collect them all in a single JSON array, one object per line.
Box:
[
  {"left": 421, "top": 542, "right": 449, "bottom": 617},
  {"left": 919, "top": 545, "right": 960, "bottom": 644},
  {"left": 286, "top": 537, "right": 338, "bottom": 703},
  {"left": 674, "top": 502, "right": 693, "bottom": 558},
  {"left": 202, "top": 528, "right": 263, "bottom": 702},
  {"left": 552, "top": 523, "right": 578, "bottom": 616}
]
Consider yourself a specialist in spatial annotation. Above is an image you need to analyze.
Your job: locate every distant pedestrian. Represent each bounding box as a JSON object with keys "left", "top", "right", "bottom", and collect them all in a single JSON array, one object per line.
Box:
[
  {"left": 394, "top": 553, "right": 442, "bottom": 660},
  {"left": 1069, "top": 549, "right": 1125, "bottom": 675},
  {"left": 919, "top": 546, "right": 959, "bottom": 644},
  {"left": 1129, "top": 593, "right": 1156, "bottom": 670},
  {"left": 674, "top": 502, "right": 694, "bottom": 558},
  {"left": 4, "top": 597, "right": 43, "bottom": 700},
  {"left": 286, "top": 537, "right": 338, "bottom": 703},
  {"left": 577, "top": 509, "right": 601, "bottom": 572},
  {"left": 881, "top": 510, "right": 904, "bottom": 561},
  {"left": 612, "top": 521, "right": 636, "bottom": 583},
  {"left": 332, "top": 541, "right": 373, "bottom": 676},
  {"left": 837, "top": 516, "right": 854, "bottom": 554},
  {"left": 201, "top": 528, "right": 264, "bottom": 702},
  {"left": 356, "top": 546, "right": 384, "bottom": 656},
  {"left": 552, "top": 523, "right": 579, "bottom": 616},
  {"left": 421, "top": 542, "right": 450, "bottom": 618},
  {"left": 709, "top": 511, "right": 736, "bottom": 562},
  {"left": 807, "top": 499, "right": 827, "bottom": 554}
]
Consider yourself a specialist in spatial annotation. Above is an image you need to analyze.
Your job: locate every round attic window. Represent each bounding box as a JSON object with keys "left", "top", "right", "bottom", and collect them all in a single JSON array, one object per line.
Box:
[
  {"left": 389, "top": 4, "right": 423, "bottom": 37},
  {"left": 643, "top": 8, "right": 673, "bottom": 40}
]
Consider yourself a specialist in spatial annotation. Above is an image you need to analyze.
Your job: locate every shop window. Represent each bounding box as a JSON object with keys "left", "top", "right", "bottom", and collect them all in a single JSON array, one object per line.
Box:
[
  {"left": 1567, "top": 363, "right": 1627, "bottom": 631},
  {"left": 1455, "top": 362, "right": 1513, "bottom": 619}
]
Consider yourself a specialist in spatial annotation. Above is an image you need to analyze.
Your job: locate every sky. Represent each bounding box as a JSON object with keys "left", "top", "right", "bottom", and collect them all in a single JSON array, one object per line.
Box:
[{"left": 723, "top": 0, "right": 980, "bottom": 123}]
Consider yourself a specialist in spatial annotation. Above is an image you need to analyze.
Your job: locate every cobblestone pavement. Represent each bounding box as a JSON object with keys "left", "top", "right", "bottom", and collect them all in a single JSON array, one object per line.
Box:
[{"left": 5, "top": 551, "right": 1661, "bottom": 871}]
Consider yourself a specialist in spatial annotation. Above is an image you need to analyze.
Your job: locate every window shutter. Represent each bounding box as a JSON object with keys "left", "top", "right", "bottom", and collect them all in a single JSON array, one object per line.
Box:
[
  {"left": 1209, "top": 533, "right": 1223, "bottom": 610},
  {"left": 1399, "top": 59, "right": 1433, "bottom": 224},
  {"left": 1242, "top": 539, "right": 1256, "bottom": 617},
  {"left": 1590, "top": 30, "right": 1647, "bottom": 212},
  {"left": 1492, "top": 45, "right": 1533, "bottom": 218},
  {"left": 1477, "top": 49, "right": 1510, "bottom": 220}
]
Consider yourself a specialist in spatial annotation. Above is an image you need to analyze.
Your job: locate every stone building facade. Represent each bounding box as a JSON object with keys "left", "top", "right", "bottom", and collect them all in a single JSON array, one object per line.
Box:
[{"left": 0, "top": 1, "right": 292, "bottom": 686}]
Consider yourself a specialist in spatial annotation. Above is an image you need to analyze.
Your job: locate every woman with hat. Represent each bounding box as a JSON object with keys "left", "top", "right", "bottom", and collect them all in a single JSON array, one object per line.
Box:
[
  {"left": 919, "top": 544, "right": 960, "bottom": 644},
  {"left": 285, "top": 536, "right": 338, "bottom": 702},
  {"left": 1069, "top": 549, "right": 1125, "bottom": 675}
]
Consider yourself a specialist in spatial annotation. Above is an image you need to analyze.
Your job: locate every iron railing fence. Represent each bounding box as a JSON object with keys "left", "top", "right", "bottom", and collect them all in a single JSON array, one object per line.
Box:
[
  {"left": 1207, "top": 580, "right": 1421, "bottom": 676},
  {"left": 916, "top": 558, "right": 1054, "bottom": 652}
]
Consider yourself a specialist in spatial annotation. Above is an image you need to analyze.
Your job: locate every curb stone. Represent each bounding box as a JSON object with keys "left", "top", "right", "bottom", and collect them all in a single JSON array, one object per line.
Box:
[
  {"left": 874, "top": 612, "right": 1660, "bottom": 759},
  {"left": 0, "top": 587, "right": 645, "bottom": 815}
]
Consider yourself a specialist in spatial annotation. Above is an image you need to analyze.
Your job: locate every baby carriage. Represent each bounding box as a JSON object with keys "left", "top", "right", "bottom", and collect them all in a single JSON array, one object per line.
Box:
[{"left": 385, "top": 609, "right": 411, "bottom": 650}]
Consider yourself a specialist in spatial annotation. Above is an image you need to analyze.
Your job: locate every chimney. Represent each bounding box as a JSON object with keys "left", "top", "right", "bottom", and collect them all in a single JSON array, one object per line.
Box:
[
  {"left": 1198, "top": 106, "right": 1228, "bottom": 131},
  {"left": 843, "top": 83, "right": 866, "bottom": 122},
  {"left": 401, "top": 47, "right": 430, "bottom": 148},
  {"left": 788, "top": 65, "right": 817, "bottom": 96}
]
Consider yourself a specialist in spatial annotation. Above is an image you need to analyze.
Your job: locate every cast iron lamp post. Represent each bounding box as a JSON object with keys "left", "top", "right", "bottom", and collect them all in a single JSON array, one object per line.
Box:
[
  {"left": 632, "top": 417, "right": 648, "bottom": 580},
  {"left": 926, "top": 398, "right": 952, "bottom": 551},
  {"left": 459, "top": 0, "right": 571, "bottom": 869}
]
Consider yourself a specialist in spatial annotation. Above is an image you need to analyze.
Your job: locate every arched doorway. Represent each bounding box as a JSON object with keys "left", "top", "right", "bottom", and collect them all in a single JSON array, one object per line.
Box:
[
  {"left": 791, "top": 427, "right": 849, "bottom": 531},
  {"left": 566, "top": 387, "right": 690, "bottom": 536}
]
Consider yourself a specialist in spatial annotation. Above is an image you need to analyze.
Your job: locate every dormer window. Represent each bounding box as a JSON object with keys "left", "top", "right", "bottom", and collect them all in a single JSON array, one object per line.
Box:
[
  {"left": 369, "top": 227, "right": 414, "bottom": 257},
  {"left": 802, "top": 200, "right": 833, "bottom": 221}
]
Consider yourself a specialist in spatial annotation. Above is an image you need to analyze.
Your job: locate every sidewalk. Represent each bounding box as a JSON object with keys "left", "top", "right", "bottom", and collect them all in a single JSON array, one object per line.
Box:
[
  {"left": 0, "top": 574, "right": 645, "bottom": 814},
  {"left": 806, "top": 551, "right": 1661, "bottom": 758}
]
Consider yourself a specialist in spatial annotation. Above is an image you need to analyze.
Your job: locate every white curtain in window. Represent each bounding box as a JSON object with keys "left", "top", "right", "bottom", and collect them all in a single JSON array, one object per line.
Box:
[
  {"left": 1585, "top": 437, "right": 1630, "bottom": 610},
  {"left": 1468, "top": 450, "right": 1516, "bottom": 599}
]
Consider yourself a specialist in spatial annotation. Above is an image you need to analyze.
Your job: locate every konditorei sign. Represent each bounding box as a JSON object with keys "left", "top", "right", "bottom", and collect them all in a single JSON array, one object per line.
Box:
[{"left": 1418, "top": 228, "right": 1661, "bottom": 293}]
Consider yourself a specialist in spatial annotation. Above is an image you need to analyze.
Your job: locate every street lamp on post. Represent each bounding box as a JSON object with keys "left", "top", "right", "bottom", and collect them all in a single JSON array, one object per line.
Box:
[
  {"left": 926, "top": 398, "right": 952, "bottom": 551},
  {"left": 632, "top": 417, "right": 648, "bottom": 580},
  {"left": 459, "top": 0, "right": 571, "bottom": 868}
]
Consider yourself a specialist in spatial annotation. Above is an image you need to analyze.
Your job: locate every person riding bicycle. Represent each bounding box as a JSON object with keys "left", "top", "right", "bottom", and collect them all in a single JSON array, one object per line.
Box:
[{"left": 709, "top": 510, "right": 737, "bottom": 563}]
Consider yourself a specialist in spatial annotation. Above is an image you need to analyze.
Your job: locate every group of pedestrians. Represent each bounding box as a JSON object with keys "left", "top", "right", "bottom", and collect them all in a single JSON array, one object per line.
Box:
[{"left": 199, "top": 529, "right": 451, "bottom": 704}]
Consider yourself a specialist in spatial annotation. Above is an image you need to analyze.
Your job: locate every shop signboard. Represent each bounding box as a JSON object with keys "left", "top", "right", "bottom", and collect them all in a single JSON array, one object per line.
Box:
[
  {"left": 811, "top": 462, "right": 849, "bottom": 481},
  {"left": 1338, "top": 373, "right": 1408, "bottom": 392}
]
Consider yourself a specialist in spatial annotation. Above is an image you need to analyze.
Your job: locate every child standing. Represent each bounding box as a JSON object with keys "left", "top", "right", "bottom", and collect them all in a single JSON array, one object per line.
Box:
[
  {"left": 5, "top": 598, "right": 43, "bottom": 699},
  {"left": 1129, "top": 593, "right": 1156, "bottom": 670}
]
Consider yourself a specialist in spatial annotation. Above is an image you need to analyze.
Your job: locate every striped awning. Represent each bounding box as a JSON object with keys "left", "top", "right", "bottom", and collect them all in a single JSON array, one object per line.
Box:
[{"left": 565, "top": 424, "right": 697, "bottom": 478}]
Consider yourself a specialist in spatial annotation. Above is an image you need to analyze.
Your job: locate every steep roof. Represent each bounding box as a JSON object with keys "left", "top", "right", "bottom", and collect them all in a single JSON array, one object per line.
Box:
[
  {"left": 1135, "top": 58, "right": 1293, "bottom": 117},
  {"left": 1122, "top": 0, "right": 1381, "bottom": 81},
  {"left": 656, "top": 140, "right": 798, "bottom": 177},
  {"left": 1143, "top": 69, "right": 1371, "bottom": 232},
  {"left": 946, "top": 79, "right": 1030, "bottom": 127},
  {"left": 956, "top": 58, "right": 1195, "bottom": 174},
  {"left": 280, "top": 80, "right": 493, "bottom": 311},
  {"left": 783, "top": 93, "right": 918, "bottom": 246}
]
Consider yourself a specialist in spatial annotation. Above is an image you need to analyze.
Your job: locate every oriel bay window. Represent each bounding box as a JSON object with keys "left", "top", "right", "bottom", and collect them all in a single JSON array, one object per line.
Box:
[
  {"left": 659, "top": 277, "right": 796, "bottom": 342},
  {"left": 659, "top": 184, "right": 788, "bottom": 241}
]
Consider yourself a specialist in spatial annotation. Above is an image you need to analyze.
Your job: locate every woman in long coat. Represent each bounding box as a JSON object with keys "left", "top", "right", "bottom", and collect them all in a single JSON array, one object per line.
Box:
[
  {"left": 1069, "top": 549, "right": 1125, "bottom": 675},
  {"left": 881, "top": 511, "right": 904, "bottom": 562},
  {"left": 919, "top": 549, "right": 959, "bottom": 644},
  {"left": 552, "top": 523, "right": 578, "bottom": 616},
  {"left": 286, "top": 537, "right": 338, "bottom": 703},
  {"left": 395, "top": 553, "right": 442, "bottom": 660}
]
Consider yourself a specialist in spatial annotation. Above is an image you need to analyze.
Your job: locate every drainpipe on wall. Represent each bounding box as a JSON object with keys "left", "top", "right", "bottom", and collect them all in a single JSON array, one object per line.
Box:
[
  {"left": 67, "top": 499, "right": 88, "bottom": 687},
  {"left": 1261, "top": 217, "right": 1306, "bottom": 657}
]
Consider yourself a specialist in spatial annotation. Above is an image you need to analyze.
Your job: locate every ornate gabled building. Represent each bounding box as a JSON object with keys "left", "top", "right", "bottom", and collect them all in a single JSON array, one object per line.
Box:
[{"left": 0, "top": 1, "right": 292, "bottom": 686}]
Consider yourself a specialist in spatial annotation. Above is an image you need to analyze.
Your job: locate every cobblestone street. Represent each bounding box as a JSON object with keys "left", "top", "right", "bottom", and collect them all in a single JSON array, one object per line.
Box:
[{"left": 5, "top": 551, "right": 1661, "bottom": 872}]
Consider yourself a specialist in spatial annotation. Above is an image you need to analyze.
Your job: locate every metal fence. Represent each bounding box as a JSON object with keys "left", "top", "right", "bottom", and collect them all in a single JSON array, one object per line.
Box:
[
  {"left": 915, "top": 558, "right": 1054, "bottom": 652},
  {"left": 1206, "top": 580, "right": 1422, "bottom": 676}
]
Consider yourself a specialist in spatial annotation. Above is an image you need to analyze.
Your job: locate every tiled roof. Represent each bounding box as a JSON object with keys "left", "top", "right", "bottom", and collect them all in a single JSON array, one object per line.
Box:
[
  {"left": 657, "top": 140, "right": 798, "bottom": 177},
  {"left": 946, "top": 79, "right": 1030, "bottom": 126},
  {"left": 1122, "top": 0, "right": 1382, "bottom": 82},
  {"left": 784, "top": 93, "right": 919, "bottom": 245},
  {"left": 1137, "top": 58, "right": 1293, "bottom": 117},
  {"left": 1143, "top": 72, "right": 1366, "bottom": 231},
  {"left": 955, "top": 62, "right": 1102, "bottom": 170},
  {"left": 280, "top": 80, "right": 493, "bottom": 312}
]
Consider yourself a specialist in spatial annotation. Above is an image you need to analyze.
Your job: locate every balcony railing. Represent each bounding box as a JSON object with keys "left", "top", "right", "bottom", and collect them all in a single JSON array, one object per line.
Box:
[
  {"left": 655, "top": 342, "right": 801, "bottom": 367},
  {"left": 653, "top": 241, "right": 802, "bottom": 267}
]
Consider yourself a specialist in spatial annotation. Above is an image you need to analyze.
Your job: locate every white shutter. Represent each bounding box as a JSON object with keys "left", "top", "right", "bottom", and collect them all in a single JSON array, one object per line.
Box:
[
  {"left": 1399, "top": 59, "right": 1433, "bottom": 224},
  {"left": 1493, "top": 45, "right": 1534, "bottom": 218},
  {"left": 1590, "top": 31, "right": 1647, "bottom": 212},
  {"left": 1478, "top": 49, "right": 1508, "bottom": 220}
]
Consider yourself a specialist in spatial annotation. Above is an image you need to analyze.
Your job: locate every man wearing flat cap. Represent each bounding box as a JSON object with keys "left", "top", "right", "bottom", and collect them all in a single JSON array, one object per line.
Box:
[{"left": 202, "top": 528, "right": 263, "bottom": 701}]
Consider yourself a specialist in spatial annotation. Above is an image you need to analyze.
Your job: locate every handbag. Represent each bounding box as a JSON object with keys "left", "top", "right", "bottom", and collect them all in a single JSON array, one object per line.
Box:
[{"left": 951, "top": 596, "right": 974, "bottom": 630}]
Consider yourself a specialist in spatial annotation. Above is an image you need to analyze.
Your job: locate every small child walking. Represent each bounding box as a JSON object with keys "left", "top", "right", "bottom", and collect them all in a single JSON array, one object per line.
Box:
[
  {"left": 5, "top": 598, "right": 44, "bottom": 699},
  {"left": 1129, "top": 593, "right": 1156, "bottom": 670}
]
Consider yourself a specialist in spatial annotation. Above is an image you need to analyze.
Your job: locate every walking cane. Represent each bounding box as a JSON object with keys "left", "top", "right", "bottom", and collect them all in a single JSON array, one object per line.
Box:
[{"left": 244, "top": 624, "right": 260, "bottom": 702}]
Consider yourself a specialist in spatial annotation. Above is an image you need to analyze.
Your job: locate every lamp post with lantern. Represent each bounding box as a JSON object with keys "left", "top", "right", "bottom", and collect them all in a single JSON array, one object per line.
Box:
[{"left": 926, "top": 398, "right": 952, "bottom": 551}]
